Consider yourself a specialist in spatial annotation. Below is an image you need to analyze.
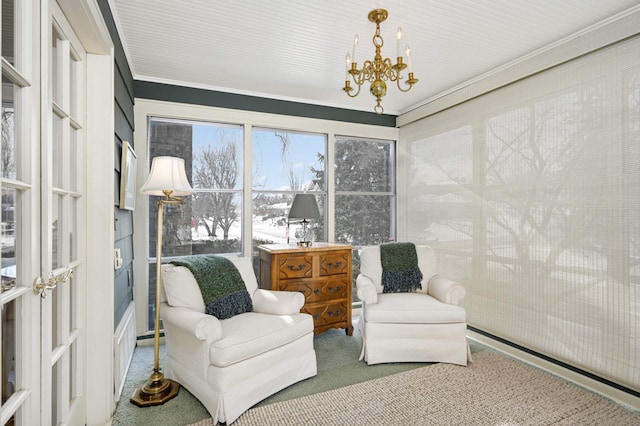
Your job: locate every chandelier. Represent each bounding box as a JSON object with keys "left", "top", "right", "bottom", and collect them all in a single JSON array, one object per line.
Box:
[{"left": 342, "top": 8, "right": 418, "bottom": 114}]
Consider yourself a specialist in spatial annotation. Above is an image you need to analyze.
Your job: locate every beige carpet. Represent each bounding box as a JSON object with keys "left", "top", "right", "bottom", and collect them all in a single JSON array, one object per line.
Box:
[{"left": 188, "top": 349, "right": 640, "bottom": 426}]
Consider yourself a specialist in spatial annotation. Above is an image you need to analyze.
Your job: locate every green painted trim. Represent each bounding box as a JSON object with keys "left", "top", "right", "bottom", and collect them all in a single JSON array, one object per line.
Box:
[{"left": 134, "top": 80, "right": 397, "bottom": 127}]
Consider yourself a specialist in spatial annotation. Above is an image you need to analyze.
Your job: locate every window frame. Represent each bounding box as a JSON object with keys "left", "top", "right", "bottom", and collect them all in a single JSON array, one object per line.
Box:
[
  {"left": 334, "top": 135, "right": 397, "bottom": 246},
  {"left": 251, "top": 127, "right": 328, "bottom": 247},
  {"left": 133, "top": 101, "right": 398, "bottom": 335}
]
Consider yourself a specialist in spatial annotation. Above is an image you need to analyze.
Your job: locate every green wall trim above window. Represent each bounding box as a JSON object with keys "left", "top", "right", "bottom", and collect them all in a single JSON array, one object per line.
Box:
[{"left": 133, "top": 80, "right": 397, "bottom": 127}]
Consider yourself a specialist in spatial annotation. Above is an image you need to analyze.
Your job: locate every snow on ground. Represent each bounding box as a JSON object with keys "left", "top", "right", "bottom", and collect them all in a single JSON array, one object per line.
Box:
[{"left": 192, "top": 216, "right": 289, "bottom": 244}]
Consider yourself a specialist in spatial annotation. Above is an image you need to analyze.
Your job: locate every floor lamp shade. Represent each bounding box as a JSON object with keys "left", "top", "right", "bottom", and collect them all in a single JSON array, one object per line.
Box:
[
  {"left": 131, "top": 155, "right": 192, "bottom": 407},
  {"left": 140, "top": 156, "right": 194, "bottom": 196}
]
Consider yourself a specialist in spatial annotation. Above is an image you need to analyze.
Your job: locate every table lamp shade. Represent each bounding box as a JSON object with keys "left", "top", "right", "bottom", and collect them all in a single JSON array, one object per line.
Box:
[
  {"left": 140, "top": 156, "right": 194, "bottom": 196},
  {"left": 288, "top": 194, "right": 320, "bottom": 221}
]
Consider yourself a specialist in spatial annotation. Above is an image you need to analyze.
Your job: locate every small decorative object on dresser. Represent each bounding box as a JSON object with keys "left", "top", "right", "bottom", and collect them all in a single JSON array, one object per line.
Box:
[{"left": 258, "top": 242, "right": 354, "bottom": 336}]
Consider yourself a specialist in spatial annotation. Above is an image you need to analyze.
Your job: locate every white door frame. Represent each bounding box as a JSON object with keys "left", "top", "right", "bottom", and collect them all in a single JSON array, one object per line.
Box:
[
  {"left": 84, "top": 49, "right": 116, "bottom": 426},
  {"left": 60, "top": 0, "right": 116, "bottom": 424}
]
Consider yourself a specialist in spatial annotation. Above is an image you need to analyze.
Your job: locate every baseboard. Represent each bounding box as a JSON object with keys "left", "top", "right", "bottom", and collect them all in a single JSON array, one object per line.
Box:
[
  {"left": 467, "top": 329, "right": 640, "bottom": 412},
  {"left": 114, "top": 301, "right": 136, "bottom": 400}
]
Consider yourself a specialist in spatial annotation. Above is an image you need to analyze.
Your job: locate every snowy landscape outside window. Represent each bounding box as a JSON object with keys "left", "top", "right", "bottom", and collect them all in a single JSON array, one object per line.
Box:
[
  {"left": 251, "top": 128, "right": 326, "bottom": 249},
  {"left": 146, "top": 117, "right": 243, "bottom": 329}
]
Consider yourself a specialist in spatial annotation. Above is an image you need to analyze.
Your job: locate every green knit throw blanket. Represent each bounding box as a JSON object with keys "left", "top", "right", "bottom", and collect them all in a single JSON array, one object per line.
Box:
[
  {"left": 380, "top": 242, "right": 423, "bottom": 293},
  {"left": 170, "top": 254, "right": 252, "bottom": 319}
]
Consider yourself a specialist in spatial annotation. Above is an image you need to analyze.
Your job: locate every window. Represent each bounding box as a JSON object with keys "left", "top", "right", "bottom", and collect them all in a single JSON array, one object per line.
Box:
[
  {"left": 137, "top": 102, "right": 399, "bottom": 332},
  {"left": 334, "top": 136, "right": 396, "bottom": 302},
  {"left": 251, "top": 128, "right": 326, "bottom": 248},
  {"left": 334, "top": 136, "right": 396, "bottom": 246},
  {"left": 408, "top": 126, "right": 473, "bottom": 251},
  {"left": 146, "top": 117, "right": 243, "bottom": 328}
]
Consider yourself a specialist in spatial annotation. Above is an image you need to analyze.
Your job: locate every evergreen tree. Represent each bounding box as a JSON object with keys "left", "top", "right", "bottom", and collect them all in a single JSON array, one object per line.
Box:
[{"left": 334, "top": 139, "right": 393, "bottom": 245}]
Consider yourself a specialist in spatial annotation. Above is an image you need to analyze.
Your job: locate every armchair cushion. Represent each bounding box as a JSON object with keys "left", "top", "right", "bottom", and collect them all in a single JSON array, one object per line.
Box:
[
  {"left": 209, "top": 311, "right": 313, "bottom": 367},
  {"left": 230, "top": 255, "right": 259, "bottom": 295},
  {"left": 364, "top": 293, "right": 466, "bottom": 324},
  {"left": 162, "top": 265, "right": 206, "bottom": 313},
  {"left": 171, "top": 255, "right": 252, "bottom": 320}
]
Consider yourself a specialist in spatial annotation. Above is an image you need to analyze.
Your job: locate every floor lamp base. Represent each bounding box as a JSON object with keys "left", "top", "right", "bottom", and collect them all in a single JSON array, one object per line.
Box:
[{"left": 130, "top": 376, "right": 180, "bottom": 407}]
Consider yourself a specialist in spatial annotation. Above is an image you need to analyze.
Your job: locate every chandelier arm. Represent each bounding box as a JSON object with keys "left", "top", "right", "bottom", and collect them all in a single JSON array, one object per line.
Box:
[
  {"left": 344, "top": 81, "right": 362, "bottom": 98},
  {"left": 397, "top": 72, "right": 419, "bottom": 92},
  {"left": 396, "top": 77, "right": 412, "bottom": 92}
]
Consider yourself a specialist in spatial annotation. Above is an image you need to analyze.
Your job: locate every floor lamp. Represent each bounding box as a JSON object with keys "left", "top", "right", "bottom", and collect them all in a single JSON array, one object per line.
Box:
[{"left": 131, "top": 156, "right": 193, "bottom": 407}]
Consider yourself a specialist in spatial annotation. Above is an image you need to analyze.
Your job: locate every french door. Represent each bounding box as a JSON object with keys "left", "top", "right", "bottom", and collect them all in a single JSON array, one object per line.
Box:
[
  {"left": 1, "top": 1, "right": 86, "bottom": 424},
  {"left": 42, "top": 3, "right": 87, "bottom": 425}
]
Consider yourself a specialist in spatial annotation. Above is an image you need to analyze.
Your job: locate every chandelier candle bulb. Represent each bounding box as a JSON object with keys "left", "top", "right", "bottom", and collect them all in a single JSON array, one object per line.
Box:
[
  {"left": 352, "top": 34, "right": 359, "bottom": 64},
  {"left": 345, "top": 52, "right": 351, "bottom": 80},
  {"left": 396, "top": 27, "right": 403, "bottom": 58},
  {"left": 406, "top": 45, "right": 413, "bottom": 74}
]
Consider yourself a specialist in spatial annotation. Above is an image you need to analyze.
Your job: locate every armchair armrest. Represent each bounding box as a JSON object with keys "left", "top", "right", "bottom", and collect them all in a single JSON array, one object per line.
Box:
[
  {"left": 252, "top": 289, "right": 305, "bottom": 315},
  {"left": 428, "top": 275, "right": 466, "bottom": 305},
  {"left": 161, "top": 303, "right": 223, "bottom": 379},
  {"left": 161, "top": 303, "right": 223, "bottom": 342},
  {"left": 356, "top": 274, "right": 378, "bottom": 305}
]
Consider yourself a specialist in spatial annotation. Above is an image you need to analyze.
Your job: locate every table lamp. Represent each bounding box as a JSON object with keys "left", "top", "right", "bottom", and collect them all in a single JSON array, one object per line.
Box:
[{"left": 288, "top": 193, "right": 320, "bottom": 247}]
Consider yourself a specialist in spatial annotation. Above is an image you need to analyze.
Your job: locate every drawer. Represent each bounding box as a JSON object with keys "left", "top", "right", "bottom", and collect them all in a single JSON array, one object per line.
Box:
[
  {"left": 280, "top": 277, "right": 349, "bottom": 303},
  {"left": 302, "top": 300, "right": 349, "bottom": 327},
  {"left": 319, "top": 252, "right": 349, "bottom": 276},
  {"left": 277, "top": 255, "right": 313, "bottom": 279}
]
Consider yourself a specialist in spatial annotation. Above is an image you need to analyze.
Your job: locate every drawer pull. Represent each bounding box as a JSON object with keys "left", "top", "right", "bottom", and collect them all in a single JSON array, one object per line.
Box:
[
  {"left": 314, "top": 288, "right": 320, "bottom": 294},
  {"left": 327, "top": 261, "right": 343, "bottom": 269},
  {"left": 287, "top": 264, "right": 306, "bottom": 271},
  {"left": 328, "top": 286, "right": 343, "bottom": 293},
  {"left": 327, "top": 309, "right": 343, "bottom": 317}
]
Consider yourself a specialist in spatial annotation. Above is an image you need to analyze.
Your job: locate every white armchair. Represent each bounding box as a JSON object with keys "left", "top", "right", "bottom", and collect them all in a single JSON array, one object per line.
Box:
[
  {"left": 160, "top": 256, "right": 317, "bottom": 425},
  {"left": 356, "top": 245, "right": 471, "bottom": 366}
]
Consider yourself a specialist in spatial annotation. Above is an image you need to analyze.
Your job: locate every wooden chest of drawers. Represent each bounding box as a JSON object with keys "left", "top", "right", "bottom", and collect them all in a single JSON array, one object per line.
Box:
[{"left": 258, "top": 243, "right": 353, "bottom": 336}]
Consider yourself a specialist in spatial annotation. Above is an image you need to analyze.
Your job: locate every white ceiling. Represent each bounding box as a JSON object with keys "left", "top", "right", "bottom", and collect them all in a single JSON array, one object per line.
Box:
[{"left": 108, "top": 0, "right": 639, "bottom": 116}]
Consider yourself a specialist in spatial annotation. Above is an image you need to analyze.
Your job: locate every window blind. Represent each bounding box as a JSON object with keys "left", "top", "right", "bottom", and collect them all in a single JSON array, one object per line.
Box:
[{"left": 401, "top": 34, "right": 640, "bottom": 393}]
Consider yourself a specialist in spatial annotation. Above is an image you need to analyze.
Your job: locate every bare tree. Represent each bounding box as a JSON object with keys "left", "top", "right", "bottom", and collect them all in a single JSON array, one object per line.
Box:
[
  {"left": 2, "top": 108, "right": 15, "bottom": 178},
  {"left": 411, "top": 83, "right": 608, "bottom": 280},
  {"left": 274, "top": 131, "right": 290, "bottom": 163},
  {"left": 193, "top": 138, "right": 239, "bottom": 240},
  {"left": 286, "top": 161, "right": 303, "bottom": 191},
  {"left": 274, "top": 131, "right": 305, "bottom": 191}
]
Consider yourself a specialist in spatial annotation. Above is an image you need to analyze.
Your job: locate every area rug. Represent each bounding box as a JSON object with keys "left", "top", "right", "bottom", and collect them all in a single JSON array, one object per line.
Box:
[{"left": 187, "top": 349, "right": 640, "bottom": 426}]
